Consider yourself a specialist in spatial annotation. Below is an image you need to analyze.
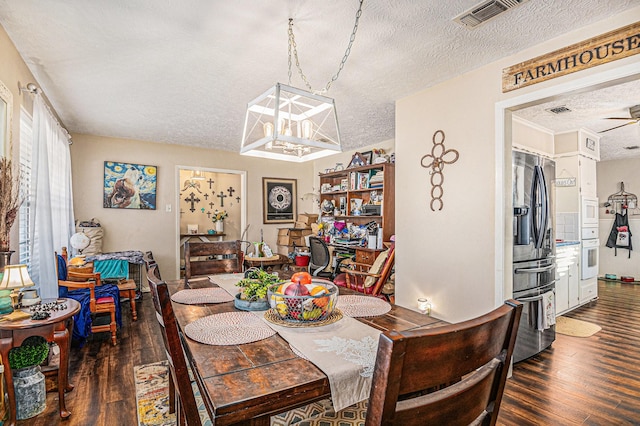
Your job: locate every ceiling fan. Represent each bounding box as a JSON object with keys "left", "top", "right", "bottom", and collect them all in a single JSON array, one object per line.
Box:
[{"left": 599, "top": 105, "right": 640, "bottom": 133}]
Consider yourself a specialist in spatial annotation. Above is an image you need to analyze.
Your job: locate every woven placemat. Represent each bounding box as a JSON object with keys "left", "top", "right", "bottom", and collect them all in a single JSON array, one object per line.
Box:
[
  {"left": 171, "top": 288, "right": 235, "bottom": 305},
  {"left": 337, "top": 295, "right": 391, "bottom": 318},
  {"left": 264, "top": 309, "right": 343, "bottom": 328},
  {"left": 184, "top": 312, "right": 276, "bottom": 345}
]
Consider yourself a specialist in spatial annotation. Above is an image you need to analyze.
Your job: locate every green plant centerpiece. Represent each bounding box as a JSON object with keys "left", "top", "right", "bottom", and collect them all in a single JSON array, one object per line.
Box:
[
  {"left": 234, "top": 268, "right": 283, "bottom": 311},
  {"left": 8, "top": 336, "right": 49, "bottom": 420}
]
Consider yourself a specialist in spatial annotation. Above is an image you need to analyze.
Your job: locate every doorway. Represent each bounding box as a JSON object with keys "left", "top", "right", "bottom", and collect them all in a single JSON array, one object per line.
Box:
[
  {"left": 175, "top": 166, "right": 247, "bottom": 278},
  {"left": 496, "top": 61, "right": 640, "bottom": 304}
]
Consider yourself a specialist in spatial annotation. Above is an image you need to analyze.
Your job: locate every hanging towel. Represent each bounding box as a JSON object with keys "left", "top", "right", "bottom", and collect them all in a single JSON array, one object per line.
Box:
[
  {"left": 93, "top": 259, "right": 129, "bottom": 280},
  {"left": 537, "top": 291, "right": 556, "bottom": 331}
]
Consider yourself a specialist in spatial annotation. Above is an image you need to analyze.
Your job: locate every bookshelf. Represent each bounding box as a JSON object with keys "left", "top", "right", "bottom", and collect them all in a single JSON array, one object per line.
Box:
[{"left": 318, "top": 162, "right": 395, "bottom": 242}]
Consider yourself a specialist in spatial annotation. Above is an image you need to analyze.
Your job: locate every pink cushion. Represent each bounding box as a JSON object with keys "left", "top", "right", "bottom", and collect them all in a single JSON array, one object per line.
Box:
[{"left": 96, "top": 296, "right": 115, "bottom": 304}]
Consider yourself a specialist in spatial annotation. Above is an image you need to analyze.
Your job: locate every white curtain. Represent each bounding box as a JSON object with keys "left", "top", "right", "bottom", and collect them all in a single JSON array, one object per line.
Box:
[{"left": 30, "top": 94, "right": 75, "bottom": 299}]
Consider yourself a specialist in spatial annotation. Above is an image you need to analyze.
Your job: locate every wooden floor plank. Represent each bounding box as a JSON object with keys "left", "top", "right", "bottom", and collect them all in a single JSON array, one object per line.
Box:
[{"left": 12, "top": 280, "right": 640, "bottom": 425}]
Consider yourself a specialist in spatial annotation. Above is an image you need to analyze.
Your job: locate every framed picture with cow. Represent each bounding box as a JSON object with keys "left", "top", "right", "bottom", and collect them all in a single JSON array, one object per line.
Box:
[{"left": 103, "top": 161, "right": 157, "bottom": 209}]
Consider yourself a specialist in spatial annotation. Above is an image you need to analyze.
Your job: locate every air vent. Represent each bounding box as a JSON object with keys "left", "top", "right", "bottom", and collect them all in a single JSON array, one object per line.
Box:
[
  {"left": 624, "top": 145, "right": 640, "bottom": 150},
  {"left": 453, "top": 0, "right": 530, "bottom": 29},
  {"left": 546, "top": 106, "right": 572, "bottom": 115}
]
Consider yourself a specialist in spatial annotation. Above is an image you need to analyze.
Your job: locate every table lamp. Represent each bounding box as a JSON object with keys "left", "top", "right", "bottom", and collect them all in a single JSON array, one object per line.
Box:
[{"left": 0, "top": 264, "right": 36, "bottom": 312}]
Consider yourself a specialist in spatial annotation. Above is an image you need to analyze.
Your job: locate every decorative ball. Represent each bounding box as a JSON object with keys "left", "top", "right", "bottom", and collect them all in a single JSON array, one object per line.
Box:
[{"left": 70, "top": 232, "right": 90, "bottom": 251}]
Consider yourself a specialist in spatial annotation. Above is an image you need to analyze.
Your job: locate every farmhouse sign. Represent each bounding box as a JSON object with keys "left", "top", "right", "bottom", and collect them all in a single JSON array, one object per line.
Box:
[{"left": 503, "top": 21, "right": 640, "bottom": 92}]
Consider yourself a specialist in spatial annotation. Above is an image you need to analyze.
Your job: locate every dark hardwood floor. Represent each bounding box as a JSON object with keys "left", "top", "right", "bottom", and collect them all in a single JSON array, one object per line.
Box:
[{"left": 15, "top": 280, "right": 640, "bottom": 425}]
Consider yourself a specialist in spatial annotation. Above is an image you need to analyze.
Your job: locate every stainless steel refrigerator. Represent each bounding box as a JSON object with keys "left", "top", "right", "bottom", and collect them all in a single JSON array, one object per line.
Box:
[{"left": 512, "top": 150, "right": 556, "bottom": 363}]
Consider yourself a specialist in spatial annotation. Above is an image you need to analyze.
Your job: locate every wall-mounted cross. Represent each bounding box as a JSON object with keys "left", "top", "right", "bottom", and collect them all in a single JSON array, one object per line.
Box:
[
  {"left": 420, "top": 130, "right": 459, "bottom": 212},
  {"left": 184, "top": 192, "right": 201, "bottom": 213},
  {"left": 207, "top": 211, "right": 212, "bottom": 219},
  {"left": 227, "top": 187, "right": 236, "bottom": 197},
  {"left": 217, "top": 191, "right": 227, "bottom": 207},
  {"left": 201, "top": 207, "right": 205, "bottom": 213},
  {"left": 209, "top": 201, "right": 215, "bottom": 209},
  {"left": 236, "top": 196, "right": 241, "bottom": 203},
  {"left": 204, "top": 193, "right": 209, "bottom": 200},
  {"left": 207, "top": 178, "right": 215, "bottom": 189}
]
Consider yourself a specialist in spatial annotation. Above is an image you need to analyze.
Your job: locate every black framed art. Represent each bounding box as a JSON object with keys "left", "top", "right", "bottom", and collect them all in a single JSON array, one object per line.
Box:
[
  {"left": 361, "top": 150, "right": 373, "bottom": 165},
  {"left": 263, "top": 177, "right": 297, "bottom": 223}
]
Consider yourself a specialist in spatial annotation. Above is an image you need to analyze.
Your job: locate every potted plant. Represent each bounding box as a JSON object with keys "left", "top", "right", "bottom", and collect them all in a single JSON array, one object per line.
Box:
[
  {"left": 234, "top": 268, "right": 282, "bottom": 311},
  {"left": 0, "top": 157, "right": 22, "bottom": 271},
  {"left": 8, "top": 336, "right": 49, "bottom": 420}
]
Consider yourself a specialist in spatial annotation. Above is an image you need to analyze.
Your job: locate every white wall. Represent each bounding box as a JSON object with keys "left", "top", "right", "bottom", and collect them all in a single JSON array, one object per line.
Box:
[
  {"left": 70, "top": 134, "right": 316, "bottom": 279},
  {"left": 597, "top": 158, "right": 640, "bottom": 277},
  {"left": 396, "top": 8, "right": 640, "bottom": 322}
]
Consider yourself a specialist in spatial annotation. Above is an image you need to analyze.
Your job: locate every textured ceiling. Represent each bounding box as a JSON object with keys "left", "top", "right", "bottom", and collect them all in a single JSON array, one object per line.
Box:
[
  {"left": 513, "top": 79, "right": 640, "bottom": 162},
  {"left": 0, "top": 0, "right": 639, "bottom": 157}
]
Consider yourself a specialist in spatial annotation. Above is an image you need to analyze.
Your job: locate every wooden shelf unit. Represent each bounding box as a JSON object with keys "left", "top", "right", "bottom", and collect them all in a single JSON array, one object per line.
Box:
[{"left": 319, "top": 163, "right": 395, "bottom": 242}]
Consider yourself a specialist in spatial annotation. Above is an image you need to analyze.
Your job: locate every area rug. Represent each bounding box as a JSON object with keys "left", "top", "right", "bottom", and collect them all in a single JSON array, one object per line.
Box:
[
  {"left": 556, "top": 316, "right": 601, "bottom": 337},
  {"left": 134, "top": 361, "right": 176, "bottom": 426},
  {"left": 134, "top": 360, "right": 328, "bottom": 426}
]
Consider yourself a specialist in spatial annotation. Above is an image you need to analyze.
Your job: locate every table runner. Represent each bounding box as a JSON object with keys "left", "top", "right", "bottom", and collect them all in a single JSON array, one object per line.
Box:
[
  {"left": 262, "top": 314, "right": 380, "bottom": 412},
  {"left": 209, "top": 273, "right": 244, "bottom": 296},
  {"left": 209, "top": 273, "right": 381, "bottom": 411}
]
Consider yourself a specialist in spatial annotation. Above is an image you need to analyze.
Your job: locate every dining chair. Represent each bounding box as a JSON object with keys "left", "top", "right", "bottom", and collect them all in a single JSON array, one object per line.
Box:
[
  {"left": 333, "top": 245, "right": 395, "bottom": 299},
  {"left": 148, "top": 263, "right": 330, "bottom": 426},
  {"left": 184, "top": 240, "right": 243, "bottom": 285},
  {"left": 56, "top": 253, "right": 119, "bottom": 345},
  {"left": 298, "top": 299, "right": 523, "bottom": 426}
]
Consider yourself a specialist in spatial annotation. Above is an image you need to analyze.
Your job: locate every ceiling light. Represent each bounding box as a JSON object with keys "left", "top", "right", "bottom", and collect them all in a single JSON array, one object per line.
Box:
[
  {"left": 241, "top": 2, "right": 364, "bottom": 163},
  {"left": 191, "top": 170, "right": 206, "bottom": 181}
]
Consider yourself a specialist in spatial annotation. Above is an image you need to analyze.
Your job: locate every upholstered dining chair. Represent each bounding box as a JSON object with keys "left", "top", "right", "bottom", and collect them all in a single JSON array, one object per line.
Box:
[
  {"left": 56, "top": 253, "right": 119, "bottom": 345},
  {"left": 147, "top": 263, "right": 330, "bottom": 426},
  {"left": 297, "top": 299, "right": 523, "bottom": 426}
]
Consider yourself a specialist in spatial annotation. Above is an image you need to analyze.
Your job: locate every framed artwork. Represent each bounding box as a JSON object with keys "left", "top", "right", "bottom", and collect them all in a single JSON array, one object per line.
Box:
[
  {"left": 347, "top": 152, "right": 367, "bottom": 168},
  {"left": 104, "top": 161, "right": 157, "bottom": 209},
  {"left": 361, "top": 150, "right": 373, "bottom": 165},
  {"left": 263, "top": 177, "right": 297, "bottom": 223}
]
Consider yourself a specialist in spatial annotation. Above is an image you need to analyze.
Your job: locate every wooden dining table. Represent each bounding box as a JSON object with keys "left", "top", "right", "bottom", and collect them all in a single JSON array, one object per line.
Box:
[{"left": 167, "top": 277, "right": 447, "bottom": 426}]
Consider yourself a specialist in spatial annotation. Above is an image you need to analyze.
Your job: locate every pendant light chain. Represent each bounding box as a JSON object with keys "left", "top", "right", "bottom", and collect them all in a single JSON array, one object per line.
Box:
[{"left": 288, "top": 0, "right": 364, "bottom": 94}]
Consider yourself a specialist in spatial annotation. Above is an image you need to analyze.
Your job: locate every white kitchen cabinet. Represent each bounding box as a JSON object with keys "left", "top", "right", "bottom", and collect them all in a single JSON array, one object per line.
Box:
[{"left": 555, "top": 243, "right": 580, "bottom": 316}]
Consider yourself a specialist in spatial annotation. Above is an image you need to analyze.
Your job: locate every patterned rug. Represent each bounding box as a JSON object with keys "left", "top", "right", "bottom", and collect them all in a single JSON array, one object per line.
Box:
[
  {"left": 134, "top": 360, "right": 330, "bottom": 426},
  {"left": 556, "top": 316, "right": 602, "bottom": 337},
  {"left": 134, "top": 361, "right": 176, "bottom": 426}
]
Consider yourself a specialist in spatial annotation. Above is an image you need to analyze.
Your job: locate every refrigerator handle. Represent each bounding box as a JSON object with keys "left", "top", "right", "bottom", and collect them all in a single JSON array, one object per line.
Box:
[
  {"left": 531, "top": 166, "right": 541, "bottom": 247},
  {"left": 539, "top": 166, "right": 549, "bottom": 249},
  {"left": 514, "top": 264, "right": 555, "bottom": 274}
]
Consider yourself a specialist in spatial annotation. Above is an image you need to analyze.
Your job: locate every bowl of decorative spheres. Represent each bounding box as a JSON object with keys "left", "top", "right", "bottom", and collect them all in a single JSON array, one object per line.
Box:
[{"left": 267, "top": 276, "right": 338, "bottom": 323}]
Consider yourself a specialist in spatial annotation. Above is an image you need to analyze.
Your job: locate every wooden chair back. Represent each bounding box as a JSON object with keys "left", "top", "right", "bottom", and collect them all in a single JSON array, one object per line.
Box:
[
  {"left": 366, "top": 299, "right": 522, "bottom": 426},
  {"left": 184, "top": 240, "right": 243, "bottom": 284},
  {"left": 147, "top": 264, "right": 203, "bottom": 426},
  {"left": 143, "top": 250, "right": 161, "bottom": 280}
]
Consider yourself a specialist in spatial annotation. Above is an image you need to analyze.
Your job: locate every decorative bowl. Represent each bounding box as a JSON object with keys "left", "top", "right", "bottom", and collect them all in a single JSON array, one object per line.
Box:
[{"left": 267, "top": 279, "right": 338, "bottom": 323}]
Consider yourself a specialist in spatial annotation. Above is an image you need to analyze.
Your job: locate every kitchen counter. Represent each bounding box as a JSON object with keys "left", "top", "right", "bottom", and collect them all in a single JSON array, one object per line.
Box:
[{"left": 556, "top": 240, "right": 580, "bottom": 247}]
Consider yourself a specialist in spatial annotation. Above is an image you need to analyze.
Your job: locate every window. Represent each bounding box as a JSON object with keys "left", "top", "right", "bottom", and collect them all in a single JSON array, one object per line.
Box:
[{"left": 19, "top": 108, "right": 32, "bottom": 266}]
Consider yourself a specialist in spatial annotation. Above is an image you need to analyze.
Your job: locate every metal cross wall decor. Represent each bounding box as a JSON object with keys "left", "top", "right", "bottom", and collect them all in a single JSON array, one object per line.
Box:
[
  {"left": 207, "top": 178, "right": 215, "bottom": 189},
  {"left": 420, "top": 130, "right": 459, "bottom": 211},
  {"left": 217, "top": 191, "right": 227, "bottom": 207},
  {"left": 184, "top": 192, "right": 201, "bottom": 213}
]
